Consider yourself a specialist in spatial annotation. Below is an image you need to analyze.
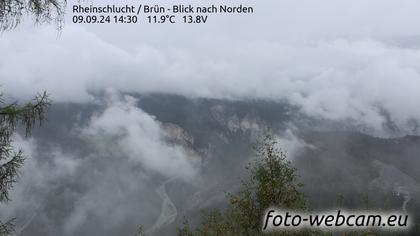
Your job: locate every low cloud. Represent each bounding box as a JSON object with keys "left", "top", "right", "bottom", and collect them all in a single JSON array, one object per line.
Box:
[
  {"left": 275, "top": 129, "right": 313, "bottom": 160},
  {"left": 81, "top": 90, "right": 197, "bottom": 179},
  {"left": 1, "top": 23, "right": 420, "bottom": 136},
  {"left": 0, "top": 92, "right": 198, "bottom": 235}
]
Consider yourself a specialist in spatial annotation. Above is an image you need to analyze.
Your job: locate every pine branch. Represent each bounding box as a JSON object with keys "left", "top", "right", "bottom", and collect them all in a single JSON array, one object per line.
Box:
[
  {"left": 0, "top": 149, "right": 24, "bottom": 202},
  {"left": 0, "top": 0, "right": 67, "bottom": 30},
  {"left": 0, "top": 218, "right": 15, "bottom": 236},
  {"left": 0, "top": 91, "right": 50, "bottom": 202},
  {"left": 0, "top": 91, "right": 51, "bottom": 137}
]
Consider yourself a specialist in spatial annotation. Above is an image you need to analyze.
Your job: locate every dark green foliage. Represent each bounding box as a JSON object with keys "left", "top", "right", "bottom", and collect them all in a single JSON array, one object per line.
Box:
[
  {"left": 0, "top": 148, "right": 23, "bottom": 202},
  {"left": 0, "top": 91, "right": 50, "bottom": 234},
  {"left": 176, "top": 134, "right": 388, "bottom": 236},
  {"left": 0, "top": 0, "right": 66, "bottom": 30},
  {"left": 0, "top": 219, "right": 14, "bottom": 236},
  {"left": 177, "top": 134, "right": 312, "bottom": 236},
  {"left": 135, "top": 225, "right": 145, "bottom": 236}
]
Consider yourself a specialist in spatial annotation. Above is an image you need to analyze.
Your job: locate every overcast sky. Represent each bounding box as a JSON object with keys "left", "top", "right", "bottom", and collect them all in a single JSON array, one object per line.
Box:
[{"left": 1, "top": 0, "right": 420, "bottom": 134}]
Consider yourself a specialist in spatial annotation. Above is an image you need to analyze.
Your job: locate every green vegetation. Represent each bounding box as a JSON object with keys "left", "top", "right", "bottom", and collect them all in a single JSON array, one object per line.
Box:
[
  {"left": 177, "top": 134, "right": 315, "bottom": 236},
  {"left": 0, "top": 91, "right": 50, "bottom": 235},
  {"left": 176, "top": 134, "right": 387, "bottom": 236},
  {"left": 0, "top": 0, "right": 66, "bottom": 30}
]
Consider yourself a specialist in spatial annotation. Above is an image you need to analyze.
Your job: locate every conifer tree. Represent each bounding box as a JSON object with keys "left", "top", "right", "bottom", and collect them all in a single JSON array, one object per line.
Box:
[
  {"left": 0, "top": 91, "right": 50, "bottom": 235},
  {"left": 0, "top": 0, "right": 66, "bottom": 30}
]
